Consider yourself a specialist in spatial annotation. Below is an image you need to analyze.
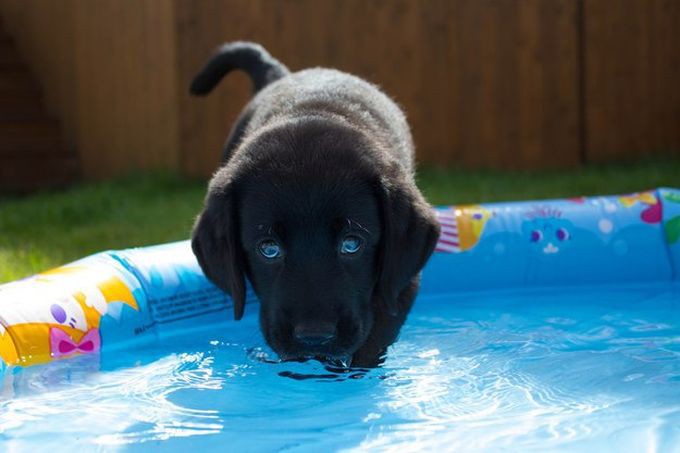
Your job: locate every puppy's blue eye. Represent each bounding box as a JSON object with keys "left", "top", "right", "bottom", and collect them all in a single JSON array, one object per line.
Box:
[
  {"left": 340, "top": 235, "right": 362, "bottom": 254},
  {"left": 258, "top": 240, "right": 281, "bottom": 259}
]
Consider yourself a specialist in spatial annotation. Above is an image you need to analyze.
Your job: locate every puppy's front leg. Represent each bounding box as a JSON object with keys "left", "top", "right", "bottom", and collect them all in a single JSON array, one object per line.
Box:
[{"left": 351, "top": 277, "right": 420, "bottom": 367}]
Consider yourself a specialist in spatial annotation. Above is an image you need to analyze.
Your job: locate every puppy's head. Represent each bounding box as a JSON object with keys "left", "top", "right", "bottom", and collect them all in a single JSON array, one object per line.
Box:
[{"left": 192, "top": 118, "right": 439, "bottom": 363}]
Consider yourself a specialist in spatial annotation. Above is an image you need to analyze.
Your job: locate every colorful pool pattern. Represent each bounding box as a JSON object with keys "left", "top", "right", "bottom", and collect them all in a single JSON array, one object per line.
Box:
[
  {"left": 1, "top": 188, "right": 678, "bottom": 369},
  {"left": 425, "top": 187, "right": 680, "bottom": 293}
]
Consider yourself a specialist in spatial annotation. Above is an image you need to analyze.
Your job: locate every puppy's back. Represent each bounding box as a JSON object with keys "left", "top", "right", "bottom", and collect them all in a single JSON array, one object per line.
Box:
[
  {"left": 246, "top": 68, "right": 414, "bottom": 172},
  {"left": 191, "top": 42, "right": 415, "bottom": 172}
]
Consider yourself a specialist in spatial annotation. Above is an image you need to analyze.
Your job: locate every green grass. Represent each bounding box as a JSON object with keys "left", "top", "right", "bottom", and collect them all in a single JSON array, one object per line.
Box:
[
  {"left": 0, "top": 173, "right": 207, "bottom": 283},
  {"left": 1, "top": 159, "right": 679, "bottom": 283},
  {"left": 417, "top": 158, "right": 680, "bottom": 205}
]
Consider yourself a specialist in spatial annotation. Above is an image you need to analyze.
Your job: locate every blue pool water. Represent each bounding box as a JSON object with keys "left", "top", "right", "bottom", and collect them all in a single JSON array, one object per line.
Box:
[{"left": 1, "top": 282, "right": 679, "bottom": 452}]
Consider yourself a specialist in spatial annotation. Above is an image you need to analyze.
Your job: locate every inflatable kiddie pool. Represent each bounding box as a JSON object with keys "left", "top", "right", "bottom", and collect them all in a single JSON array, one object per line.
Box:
[
  {"left": 1, "top": 188, "right": 679, "bottom": 370},
  {"left": 1, "top": 188, "right": 680, "bottom": 451}
]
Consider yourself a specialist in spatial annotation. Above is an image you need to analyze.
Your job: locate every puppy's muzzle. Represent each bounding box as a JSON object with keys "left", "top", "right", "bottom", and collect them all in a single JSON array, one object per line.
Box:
[{"left": 293, "top": 321, "right": 337, "bottom": 346}]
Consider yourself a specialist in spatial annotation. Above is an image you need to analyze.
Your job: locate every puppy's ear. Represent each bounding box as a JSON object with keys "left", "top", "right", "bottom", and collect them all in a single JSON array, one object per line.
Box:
[
  {"left": 191, "top": 182, "right": 246, "bottom": 320},
  {"left": 375, "top": 166, "right": 440, "bottom": 315}
]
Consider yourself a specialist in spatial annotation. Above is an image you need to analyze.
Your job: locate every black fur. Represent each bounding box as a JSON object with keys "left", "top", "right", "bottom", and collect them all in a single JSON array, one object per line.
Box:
[
  {"left": 190, "top": 41, "right": 289, "bottom": 95},
  {"left": 191, "top": 42, "right": 439, "bottom": 367}
]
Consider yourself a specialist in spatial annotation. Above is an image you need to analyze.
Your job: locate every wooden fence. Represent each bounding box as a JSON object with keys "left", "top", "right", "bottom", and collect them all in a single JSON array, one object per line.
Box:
[{"left": 0, "top": 0, "right": 678, "bottom": 179}]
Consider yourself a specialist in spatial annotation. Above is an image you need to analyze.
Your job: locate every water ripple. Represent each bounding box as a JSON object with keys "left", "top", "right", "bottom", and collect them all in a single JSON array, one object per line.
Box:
[
  {"left": 1, "top": 283, "right": 679, "bottom": 451},
  {"left": 0, "top": 352, "right": 225, "bottom": 448},
  {"left": 353, "top": 343, "right": 620, "bottom": 452}
]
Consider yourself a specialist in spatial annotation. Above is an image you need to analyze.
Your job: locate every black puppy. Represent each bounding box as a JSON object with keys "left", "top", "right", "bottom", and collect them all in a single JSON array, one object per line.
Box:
[{"left": 191, "top": 42, "right": 439, "bottom": 367}]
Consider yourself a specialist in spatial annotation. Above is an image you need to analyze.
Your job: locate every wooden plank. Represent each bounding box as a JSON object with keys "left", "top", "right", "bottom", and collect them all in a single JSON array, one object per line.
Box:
[
  {"left": 175, "top": 0, "right": 267, "bottom": 177},
  {"left": 0, "top": 0, "right": 79, "bottom": 150},
  {"left": 175, "top": 0, "right": 581, "bottom": 176},
  {"left": 0, "top": 155, "right": 79, "bottom": 192},
  {"left": 7, "top": 0, "right": 676, "bottom": 177},
  {"left": 72, "top": 0, "right": 180, "bottom": 178},
  {"left": 584, "top": 0, "right": 680, "bottom": 162},
  {"left": 0, "top": 0, "right": 181, "bottom": 179},
  {"left": 420, "top": 0, "right": 579, "bottom": 169},
  {"left": 0, "top": 118, "right": 65, "bottom": 156}
]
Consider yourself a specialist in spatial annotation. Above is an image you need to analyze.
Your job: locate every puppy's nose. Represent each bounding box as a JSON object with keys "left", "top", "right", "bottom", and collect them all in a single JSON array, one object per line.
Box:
[{"left": 293, "top": 322, "right": 336, "bottom": 346}]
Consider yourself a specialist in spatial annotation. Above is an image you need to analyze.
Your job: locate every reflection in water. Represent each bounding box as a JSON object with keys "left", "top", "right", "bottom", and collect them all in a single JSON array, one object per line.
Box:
[{"left": 247, "top": 346, "right": 372, "bottom": 381}]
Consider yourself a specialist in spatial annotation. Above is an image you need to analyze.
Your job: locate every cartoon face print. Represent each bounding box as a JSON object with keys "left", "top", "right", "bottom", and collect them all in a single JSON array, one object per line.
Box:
[
  {"left": 48, "top": 298, "right": 85, "bottom": 329},
  {"left": 0, "top": 285, "right": 88, "bottom": 331},
  {"left": 469, "top": 207, "right": 492, "bottom": 224},
  {"left": 522, "top": 207, "right": 573, "bottom": 255},
  {"left": 36, "top": 265, "right": 139, "bottom": 319},
  {"left": 44, "top": 293, "right": 88, "bottom": 330}
]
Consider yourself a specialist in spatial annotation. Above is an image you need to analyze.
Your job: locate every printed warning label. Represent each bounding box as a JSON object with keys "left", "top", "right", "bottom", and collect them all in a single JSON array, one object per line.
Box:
[{"left": 147, "top": 286, "right": 231, "bottom": 324}]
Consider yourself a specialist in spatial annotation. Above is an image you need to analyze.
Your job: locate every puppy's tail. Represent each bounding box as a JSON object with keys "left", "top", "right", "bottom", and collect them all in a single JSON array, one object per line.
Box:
[{"left": 190, "top": 41, "right": 289, "bottom": 95}]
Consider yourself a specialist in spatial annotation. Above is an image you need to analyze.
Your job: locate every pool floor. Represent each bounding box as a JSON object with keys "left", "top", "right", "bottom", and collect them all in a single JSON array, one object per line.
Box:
[{"left": 1, "top": 283, "right": 679, "bottom": 452}]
